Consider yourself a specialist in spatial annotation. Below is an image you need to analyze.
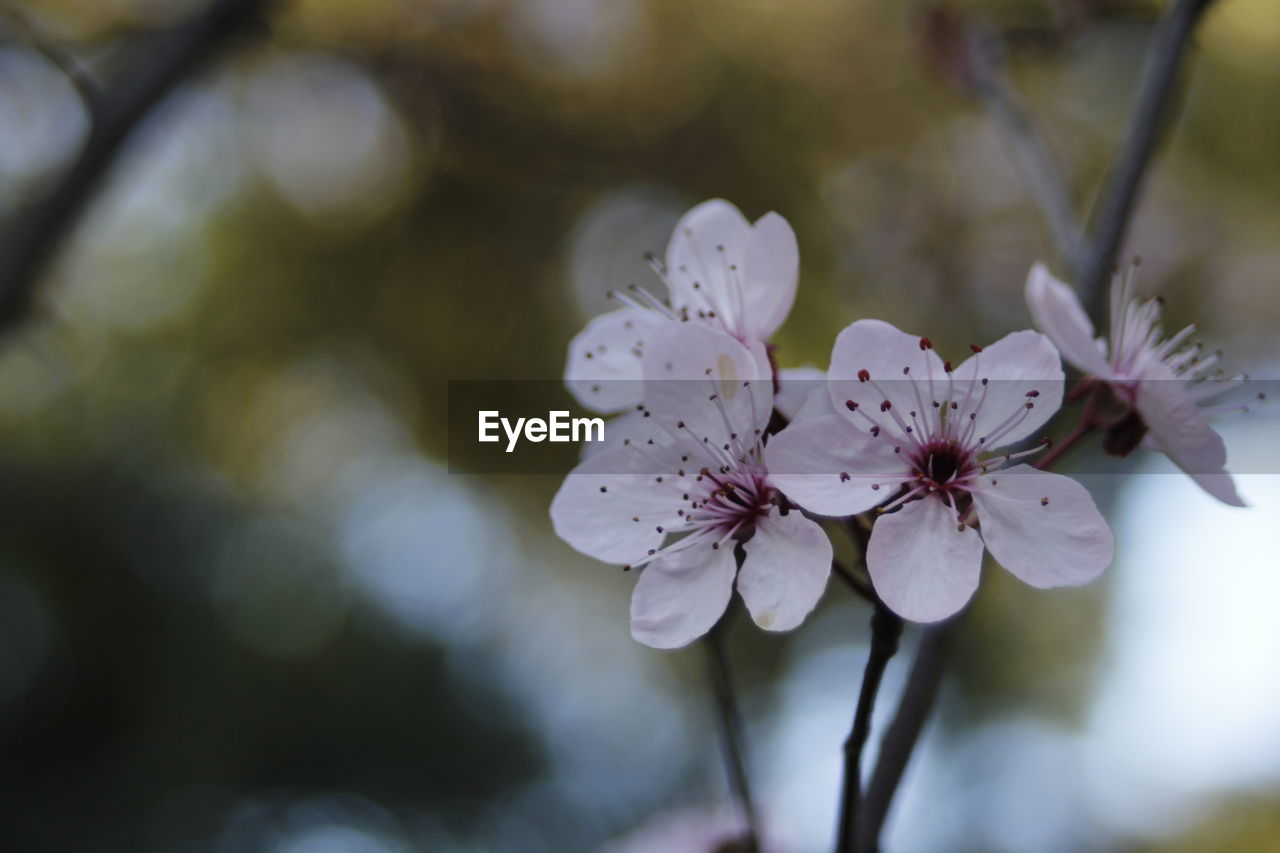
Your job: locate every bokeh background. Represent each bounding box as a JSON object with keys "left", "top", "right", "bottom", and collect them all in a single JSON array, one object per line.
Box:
[{"left": 0, "top": 0, "right": 1278, "bottom": 850}]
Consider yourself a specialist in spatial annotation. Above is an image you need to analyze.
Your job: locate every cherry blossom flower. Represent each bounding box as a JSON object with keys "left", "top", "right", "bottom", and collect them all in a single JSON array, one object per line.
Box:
[
  {"left": 1025, "top": 263, "right": 1247, "bottom": 506},
  {"left": 552, "top": 323, "right": 832, "bottom": 648},
  {"left": 565, "top": 199, "right": 799, "bottom": 413},
  {"left": 766, "top": 319, "right": 1113, "bottom": 622}
]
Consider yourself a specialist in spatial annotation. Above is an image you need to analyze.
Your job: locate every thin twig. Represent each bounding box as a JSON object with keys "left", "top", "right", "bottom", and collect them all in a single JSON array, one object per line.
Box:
[
  {"left": 1076, "top": 0, "right": 1217, "bottom": 321},
  {"left": 832, "top": 559, "right": 875, "bottom": 602},
  {"left": 1035, "top": 384, "right": 1102, "bottom": 470},
  {"left": 856, "top": 622, "right": 950, "bottom": 853},
  {"left": 967, "top": 27, "right": 1083, "bottom": 268},
  {"left": 704, "top": 615, "right": 761, "bottom": 851},
  {"left": 836, "top": 603, "right": 903, "bottom": 853},
  {"left": 0, "top": 0, "right": 266, "bottom": 337},
  {"left": 3, "top": 8, "right": 102, "bottom": 115}
]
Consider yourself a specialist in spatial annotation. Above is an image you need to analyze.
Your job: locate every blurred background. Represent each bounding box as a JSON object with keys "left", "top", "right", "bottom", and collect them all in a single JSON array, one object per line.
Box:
[{"left": 0, "top": 0, "right": 1277, "bottom": 850}]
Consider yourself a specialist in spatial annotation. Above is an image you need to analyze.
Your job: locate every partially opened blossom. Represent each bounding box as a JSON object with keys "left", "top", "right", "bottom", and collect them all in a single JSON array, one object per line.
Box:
[
  {"left": 552, "top": 323, "right": 832, "bottom": 648},
  {"left": 766, "top": 319, "right": 1113, "bottom": 622},
  {"left": 565, "top": 199, "right": 799, "bottom": 413},
  {"left": 1025, "top": 263, "right": 1247, "bottom": 506}
]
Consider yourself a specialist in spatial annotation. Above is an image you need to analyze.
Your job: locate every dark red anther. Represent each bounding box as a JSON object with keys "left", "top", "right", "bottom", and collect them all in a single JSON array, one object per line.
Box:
[
  {"left": 1025, "top": 390, "right": 1040, "bottom": 397},
  {"left": 944, "top": 361, "right": 953, "bottom": 373},
  {"left": 880, "top": 400, "right": 892, "bottom": 412},
  {"left": 845, "top": 400, "right": 858, "bottom": 411},
  {"left": 919, "top": 337, "right": 933, "bottom": 350},
  {"left": 970, "top": 344, "right": 983, "bottom": 353},
  {"left": 857, "top": 369, "right": 871, "bottom": 383}
]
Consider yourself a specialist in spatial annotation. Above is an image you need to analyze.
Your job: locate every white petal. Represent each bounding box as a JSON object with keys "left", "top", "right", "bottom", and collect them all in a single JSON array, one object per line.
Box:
[
  {"left": 950, "top": 329, "right": 1064, "bottom": 450},
  {"left": 866, "top": 496, "right": 984, "bottom": 622},
  {"left": 565, "top": 307, "right": 664, "bottom": 413},
  {"left": 1024, "top": 263, "right": 1112, "bottom": 377},
  {"left": 774, "top": 366, "right": 827, "bottom": 423},
  {"left": 765, "top": 414, "right": 912, "bottom": 516},
  {"left": 738, "top": 507, "right": 833, "bottom": 632},
  {"left": 790, "top": 384, "right": 840, "bottom": 423},
  {"left": 741, "top": 211, "right": 800, "bottom": 340},
  {"left": 550, "top": 442, "right": 688, "bottom": 565},
  {"left": 665, "top": 200, "right": 755, "bottom": 335},
  {"left": 630, "top": 544, "right": 737, "bottom": 649},
  {"left": 641, "top": 323, "right": 772, "bottom": 454},
  {"left": 1182, "top": 470, "right": 1248, "bottom": 507},
  {"left": 829, "top": 319, "right": 948, "bottom": 443},
  {"left": 580, "top": 409, "right": 668, "bottom": 461},
  {"left": 1136, "top": 373, "right": 1245, "bottom": 506},
  {"left": 971, "top": 464, "right": 1113, "bottom": 588},
  {"left": 744, "top": 337, "right": 775, "bottom": 387}
]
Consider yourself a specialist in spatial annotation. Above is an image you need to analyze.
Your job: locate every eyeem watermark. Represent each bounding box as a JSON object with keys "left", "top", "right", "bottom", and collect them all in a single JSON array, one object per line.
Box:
[{"left": 478, "top": 410, "right": 605, "bottom": 453}]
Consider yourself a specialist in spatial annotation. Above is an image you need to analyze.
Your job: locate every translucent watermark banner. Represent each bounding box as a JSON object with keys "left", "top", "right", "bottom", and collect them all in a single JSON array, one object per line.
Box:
[{"left": 447, "top": 378, "right": 1277, "bottom": 476}]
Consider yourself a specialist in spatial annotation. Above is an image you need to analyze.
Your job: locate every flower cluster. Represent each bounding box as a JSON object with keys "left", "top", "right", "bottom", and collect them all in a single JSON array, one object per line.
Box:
[{"left": 551, "top": 200, "right": 1245, "bottom": 648}]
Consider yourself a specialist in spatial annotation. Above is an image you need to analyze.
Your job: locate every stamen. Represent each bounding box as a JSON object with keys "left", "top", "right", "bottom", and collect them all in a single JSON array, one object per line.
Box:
[
  {"left": 876, "top": 484, "right": 927, "bottom": 514},
  {"left": 978, "top": 400, "right": 1035, "bottom": 448},
  {"left": 977, "top": 437, "right": 1052, "bottom": 472}
]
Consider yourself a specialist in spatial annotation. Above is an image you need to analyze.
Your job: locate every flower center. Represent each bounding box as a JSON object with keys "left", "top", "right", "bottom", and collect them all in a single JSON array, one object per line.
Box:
[
  {"left": 917, "top": 439, "right": 972, "bottom": 489},
  {"left": 690, "top": 468, "right": 774, "bottom": 543}
]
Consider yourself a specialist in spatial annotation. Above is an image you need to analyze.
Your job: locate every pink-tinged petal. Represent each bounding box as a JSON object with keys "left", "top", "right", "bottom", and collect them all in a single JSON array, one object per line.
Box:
[
  {"left": 741, "top": 211, "right": 799, "bottom": 339},
  {"left": 1136, "top": 374, "right": 1245, "bottom": 506},
  {"left": 641, "top": 323, "right": 772, "bottom": 453},
  {"left": 1135, "top": 367, "right": 1229, "bottom": 473},
  {"left": 765, "top": 414, "right": 912, "bottom": 517},
  {"left": 829, "top": 319, "right": 947, "bottom": 442},
  {"left": 790, "top": 384, "right": 839, "bottom": 423},
  {"left": 971, "top": 464, "right": 1113, "bottom": 588},
  {"left": 744, "top": 338, "right": 775, "bottom": 391},
  {"left": 866, "top": 496, "right": 984, "bottom": 622},
  {"left": 565, "top": 307, "right": 664, "bottom": 413},
  {"left": 665, "top": 200, "right": 754, "bottom": 333},
  {"left": 1183, "top": 470, "right": 1248, "bottom": 507},
  {"left": 951, "top": 330, "right": 1064, "bottom": 450},
  {"left": 774, "top": 366, "right": 827, "bottom": 423},
  {"left": 1024, "top": 263, "right": 1112, "bottom": 377},
  {"left": 580, "top": 409, "right": 671, "bottom": 460},
  {"left": 630, "top": 543, "right": 737, "bottom": 649},
  {"left": 550, "top": 442, "right": 687, "bottom": 565},
  {"left": 737, "top": 507, "right": 833, "bottom": 632}
]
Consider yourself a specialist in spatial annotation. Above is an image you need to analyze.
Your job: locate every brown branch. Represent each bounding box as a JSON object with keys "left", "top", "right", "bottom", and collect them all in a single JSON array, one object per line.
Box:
[
  {"left": 1076, "top": 0, "right": 1217, "bottom": 322},
  {"left": 0, "top": 0, "right": 268, "bottom": 336},
  {"left": 856, "top": 622, "right": 951, "bottom": 853},
  {"left": 832, "top": 559, "right": 875, "bottom": 602},
  {"left": 3, "top": 8, "right": 102, "bottom": 114},
  {"left": 967, "top": 27, "right": 1083, "bottom": 268},
  {"left": 836, "top": 602, "right": 903, "bottom": 853},
  {"left": 705, "top": 613, "right": 762, "bottom": 851}
]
